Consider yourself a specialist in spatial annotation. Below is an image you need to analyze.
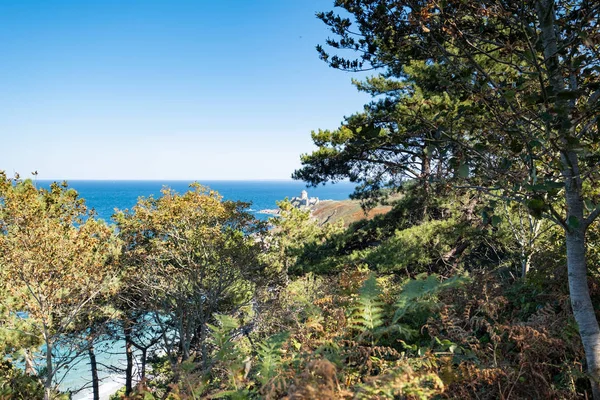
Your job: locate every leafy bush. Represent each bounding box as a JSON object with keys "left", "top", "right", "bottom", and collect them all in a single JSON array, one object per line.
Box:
[
  {"left": 364, "top": 220, "right": 459, "bottom": 274},
  {"left": 0, "top": 361, "right": 45, "bottom": 400}
]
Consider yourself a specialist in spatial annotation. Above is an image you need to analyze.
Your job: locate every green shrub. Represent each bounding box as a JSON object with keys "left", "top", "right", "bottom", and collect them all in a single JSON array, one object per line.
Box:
[{"left": 0, "top": 361, "right": 45, "bottom": 400}]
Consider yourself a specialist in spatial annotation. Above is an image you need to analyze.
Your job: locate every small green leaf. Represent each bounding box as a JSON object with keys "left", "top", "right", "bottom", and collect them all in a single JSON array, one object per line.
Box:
[
  {"left": 491, "top": 215, "right": 502, "bottom": 227},
  {"left": 541, "top": 112, "right": 553, "bottom": 122},
  {"left": 526, "top": 198, "right": 546, "bottom": 218},
  {"left": 567, "top": 215, "right": 580, "bottom": 230},
  {"left": 585, "top": 199, "right": 595, "bottom": 211},
  {"left": 482, "top": 210, "right": 489, "bottom": 224},
  {"left": 503, "top": 89, "right": 516, "bottom": 100},
  {"left": 529, "top": 139, "right": 543, "bottom": 148},
  {"left": 458, "top": 163, "right": 469, "bottom": 178},
  {"left": 544, "top": 181, "right": 563, "bottom": 189}
]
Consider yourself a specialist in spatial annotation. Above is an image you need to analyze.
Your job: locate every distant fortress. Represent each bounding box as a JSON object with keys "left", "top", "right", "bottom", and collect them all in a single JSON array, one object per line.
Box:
[
  {"left": 290, "top": 190, "right": 319, "bottom": 209},
  {"left": 257, "top": 190, "right": 320, "bottom": 215}
]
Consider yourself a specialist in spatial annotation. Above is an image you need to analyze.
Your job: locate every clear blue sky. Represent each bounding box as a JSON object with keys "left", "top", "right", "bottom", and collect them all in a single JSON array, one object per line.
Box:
[{"left": 0, "top": 0, "right": 369, "bottom": 180}]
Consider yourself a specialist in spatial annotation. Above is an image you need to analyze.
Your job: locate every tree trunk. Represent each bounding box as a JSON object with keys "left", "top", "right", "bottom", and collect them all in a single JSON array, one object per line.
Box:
[
  {"left": 421, "top": 149, "right": 431, "bottom": 193},
  {"left": 141, "top": 348, "right": 147, "bottom": 381},
  {"left": 180, "top": 311, "right": 192, "bottom": 361},
  {"left": 521, "top": 249, "right": 531, "bottom": 279},
  {"left": 436, "top": 149, "right": 443, "bottom": 180},
  {"left": 198, "top": 324, "right": 209, "bottom": 370},
  {"left": 535, "top": 1, "right": 600, "bottom": 394},
  {"left": 124, "top": 320, "right": 134, "bottom": 396},
  {"left": 565, "top": 191, "right": 600, "bottom": 398},
  {"left": 421, "top": 148, "right": 431, "bottom": 218},
  {"left": 44, "top": 331, "right": 53, "bottom": 400},
  {"left": 88, "top": 344, "right": 100, "bottom": 400},
  {"left": 24, "top": 349, "right": 36, "bottom": 375}
]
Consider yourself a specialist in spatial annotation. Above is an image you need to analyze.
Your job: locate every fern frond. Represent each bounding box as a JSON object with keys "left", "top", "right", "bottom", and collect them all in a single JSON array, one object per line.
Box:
[
  {"left": 349, "top": 274, "right": 386, "bottom": 334},
  {"left": 208, "top": 313, "right": 248, "bottom": 391},
  {"left": 208, "top": 314, "right": 240, "bottom": 361},
  {"left": 394, "top": 274, "right": 468, "bottom": 323},
  {"left": 256, "top": 331, "right": 289, "bottom": 386},
  {"left": 378, "top": 323, "right": 419, "bottom": 341}
]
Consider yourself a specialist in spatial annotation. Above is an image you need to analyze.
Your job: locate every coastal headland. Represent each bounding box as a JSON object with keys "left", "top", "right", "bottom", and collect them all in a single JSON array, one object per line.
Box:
[{"left": 258, "top": 190, "right": 393, "bottom": 226}]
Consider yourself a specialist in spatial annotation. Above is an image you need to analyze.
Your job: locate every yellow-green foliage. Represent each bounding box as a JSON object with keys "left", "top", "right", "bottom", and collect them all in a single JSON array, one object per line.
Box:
[
  {"left": 365, "top": 219, "right": 459, "bottom": 273},
  {"left": 0, "top": 174, "right": 119, "bottom": 398},
  {"left": 115, "top": 183, "right": 263, "bottom": 363},
  {"left": 0, "top": 361, "right": 45, "bottom": 400},
  {"left": 265, "top": 200, "right": 345, "bottom": 276},
  {"left": 1, "top": 175, "right": 588, "bottom": 400}
]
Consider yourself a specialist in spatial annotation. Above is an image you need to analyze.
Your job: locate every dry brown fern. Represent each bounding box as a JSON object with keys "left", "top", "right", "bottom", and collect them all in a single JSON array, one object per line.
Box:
[{"left": 284, "top": 358, "right": 351, "bottom": 400}]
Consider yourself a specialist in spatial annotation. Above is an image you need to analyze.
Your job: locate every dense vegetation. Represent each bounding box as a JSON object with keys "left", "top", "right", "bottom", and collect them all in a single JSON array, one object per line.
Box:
[
  {"left": 0, "top": 176, "right": 592, "bottom": 399},
  {"left": 2, "top": 0, "right": 600, "bottom": 399}
]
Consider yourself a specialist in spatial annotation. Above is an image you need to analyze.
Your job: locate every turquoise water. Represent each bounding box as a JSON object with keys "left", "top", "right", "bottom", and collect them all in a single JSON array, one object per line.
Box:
[
  {"left": 30, "top": 180, "right": 354, "bottom": 398},
  {"left": 37, "top": 180, "right": 356, "bottom": 222}
]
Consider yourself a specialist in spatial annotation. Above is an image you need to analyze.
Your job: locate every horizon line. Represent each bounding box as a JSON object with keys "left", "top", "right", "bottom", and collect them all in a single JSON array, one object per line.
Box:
[{"left": 33, "top": 178, "right": 301, "bottom": 182}]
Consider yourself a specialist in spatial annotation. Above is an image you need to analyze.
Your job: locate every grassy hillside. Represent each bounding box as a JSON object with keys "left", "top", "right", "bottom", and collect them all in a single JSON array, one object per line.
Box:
[{"left": 311, "top": 198, "right": 395, "bottom": 226}]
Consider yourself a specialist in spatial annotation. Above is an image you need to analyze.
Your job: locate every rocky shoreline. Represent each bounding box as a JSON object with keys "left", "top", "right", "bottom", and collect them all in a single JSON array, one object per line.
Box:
[{"left": 257, "top": 208, "right": 280, "bottom": 215}]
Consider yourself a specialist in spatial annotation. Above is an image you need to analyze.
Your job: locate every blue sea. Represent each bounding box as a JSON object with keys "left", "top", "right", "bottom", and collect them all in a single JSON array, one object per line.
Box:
[
  {"left": 37, "top": 180, "right": 356, "bottom": 222},
  {"left": 30, "top": 179, "right": 354, "bottom": 399}
]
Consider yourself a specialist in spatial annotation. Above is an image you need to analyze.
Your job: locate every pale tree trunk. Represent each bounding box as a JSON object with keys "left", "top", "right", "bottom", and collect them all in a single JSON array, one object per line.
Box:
[
  {"left": 536, "top": 1, "right": 600, "bottom": 396},
  {"left": 564, "top": 166, "right": 600, "bottom": 398},
  {"left": 44, "top": 335, "right": 53, "bottom": 400},
  {"left": 24, "top": 349, "right": 36, "bottom": 376},
  {"left": 522, "top": 214, "right": 542, "bottom": 278},
  {"left": 520, "top": 249, "right": 531, "bottom": 279},
  {"left": 566, "top": 224, "right": 600, "bottom": 398},
  {"left": 504, "top": 202, "right": 540, "bottom": 278}
]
